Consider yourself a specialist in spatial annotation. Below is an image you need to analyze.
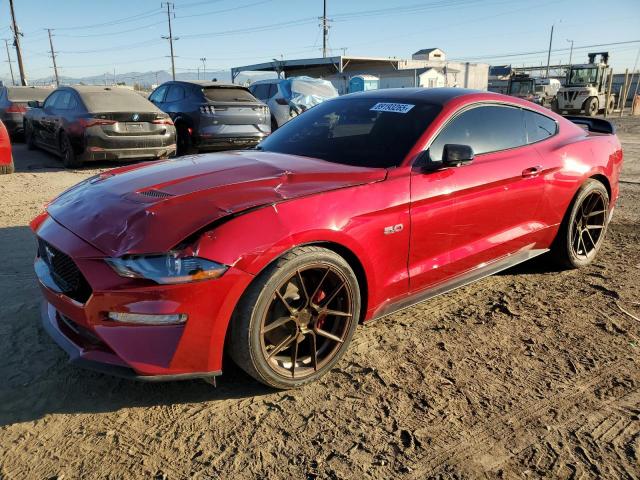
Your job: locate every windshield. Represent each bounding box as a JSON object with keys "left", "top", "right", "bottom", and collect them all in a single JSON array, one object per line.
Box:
[
  {"left": 258, "top": 97, "right": 441, "bottom": 168},
  {"left": 568, "top": 67, "right": 598, "bottom": 85},
  {"left": 508, "top": 80, "right": 534, "bottom": 95}
]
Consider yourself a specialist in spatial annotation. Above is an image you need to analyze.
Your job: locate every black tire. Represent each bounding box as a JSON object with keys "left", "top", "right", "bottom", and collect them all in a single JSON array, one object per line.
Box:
[
  {"left": 0, "top": 155, "right": 14, "bottom": 174},
  {"left": 551, "top": 179, "right": 609, "bottom": 269},
  {"left": 584, "top": 97, "right": 598, "bottom": 117},
  {"left": 59, "top": 132, "right": 82, "bottom": 168},
  {"left": 606, "top": 96, "right": 615, "bottom": 115},
  {"left": 270, "top": 116, "right": 278, "bottom": 132},
  {"left": 228, "top": 246, "right": 361, "bottom": 389},
  {"left": 550, "top": 97, "right": 559, "bottom": 113},
  {"left": 25, "top": 122, "right": 36, "bottom": 150},
  {"left": 176, "top": 123, "right": 195, "bottom": 156}
]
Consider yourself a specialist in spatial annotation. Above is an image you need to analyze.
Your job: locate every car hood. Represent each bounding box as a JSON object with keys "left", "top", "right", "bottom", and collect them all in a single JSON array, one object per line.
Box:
[{"left": 47, "top": 151, "right": 386, "bottom": 257}]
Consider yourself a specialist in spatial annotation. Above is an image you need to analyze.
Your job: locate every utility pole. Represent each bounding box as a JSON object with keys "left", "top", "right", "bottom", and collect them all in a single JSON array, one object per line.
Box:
[
  {"left": 4, "top": 39, "right": 15, "bottom": 86},
  {"left": 46, "top": 29, "right": 59, "bottom": 86},
  {"left": 9, "top": 0, "right": 27, "bottom": 85},
  {"left": 567, "top": 39, "right": 574, "bottom": 65},
  {"left": 545, "top": 24, "right": 554, "bottom": 79},
  {"left": 162, "top": 2, "right": 177, "bottom": 81},
  {"left": 322, "top": 0, "right": 329, "bottom": 58},
  {"left": 200, "top": 57, "right": 206, "bottom": 79}
]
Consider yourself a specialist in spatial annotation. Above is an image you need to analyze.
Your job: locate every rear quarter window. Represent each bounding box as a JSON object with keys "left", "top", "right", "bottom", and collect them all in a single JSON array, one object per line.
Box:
[{"left": 524, "top": 110, "right": 557, "bottom": 143}]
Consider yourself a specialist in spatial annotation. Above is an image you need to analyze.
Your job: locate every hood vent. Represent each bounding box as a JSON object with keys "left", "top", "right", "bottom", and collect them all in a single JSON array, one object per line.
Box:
[{"left": 138, "top": 189, "right": 174, "bottom": 199}]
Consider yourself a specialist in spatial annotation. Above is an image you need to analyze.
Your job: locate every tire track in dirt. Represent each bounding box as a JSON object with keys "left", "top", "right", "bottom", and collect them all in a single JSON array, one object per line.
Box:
[{"left": 408, "top": 358, "right": 638, "bottom": 478}]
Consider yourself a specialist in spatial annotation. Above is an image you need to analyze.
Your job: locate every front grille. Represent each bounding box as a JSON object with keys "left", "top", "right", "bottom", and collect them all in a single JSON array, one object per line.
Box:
[{"left": 38, "top": 238, "right": 92, "bottom": 303}]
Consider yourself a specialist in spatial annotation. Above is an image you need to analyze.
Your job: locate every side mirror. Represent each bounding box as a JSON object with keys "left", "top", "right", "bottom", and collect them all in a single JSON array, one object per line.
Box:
[
  {"left": 442, "top": 144, "right": 474, "bottom": 167},
  {"left": 27, "top": 100, "right": 42, "bottom": 109}
]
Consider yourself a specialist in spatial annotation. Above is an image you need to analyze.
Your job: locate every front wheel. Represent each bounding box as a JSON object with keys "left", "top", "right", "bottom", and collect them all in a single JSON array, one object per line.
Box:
[
  {"left": 551, "top": 179, "right": 609, "bottom": 269},
  {"left": 25, "top": 122, "right": 36, "bottom": 150},
  {"left": 228, "top": 246, "right": 361, "bottom": 389},
  {"left": 584, "top": 97, "right": 598, "bottom": 117}
]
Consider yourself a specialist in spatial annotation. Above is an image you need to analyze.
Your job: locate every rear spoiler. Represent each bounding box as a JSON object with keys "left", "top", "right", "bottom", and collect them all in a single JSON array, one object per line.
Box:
[{"left": 564, "top": 116, "right": 615, "bottom": 135}]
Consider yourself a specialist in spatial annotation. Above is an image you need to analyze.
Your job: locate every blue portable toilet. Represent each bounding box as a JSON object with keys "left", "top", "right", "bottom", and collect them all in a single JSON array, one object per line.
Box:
[{"left": 348, "top": 75, "right": 379, "bottom": 93}]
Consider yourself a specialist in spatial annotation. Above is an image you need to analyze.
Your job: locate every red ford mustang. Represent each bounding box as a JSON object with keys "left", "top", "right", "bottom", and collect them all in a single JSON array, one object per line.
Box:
[{"left": 31, "top": 88, "right": 623, "bottom": 389}]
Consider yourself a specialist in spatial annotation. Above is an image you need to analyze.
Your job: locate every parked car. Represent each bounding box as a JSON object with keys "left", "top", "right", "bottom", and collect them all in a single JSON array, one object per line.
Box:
[
  {"left": 249, "top": 76, "right": 339, "bottom": 130},
  {"left": 0, "top": 86, "right": 51, "bottom": 138},
  {"left": 24, "top": 86, "right": 176, "bottom": 168},
  {"left": 31, "top": 88, "right": 623, "bottom": 389},
  {"left": 0, "top": 120, "right": 13, "bottom": 174},
  {"left": 149, "top": 81, "right": 270, "bottom": 155}
]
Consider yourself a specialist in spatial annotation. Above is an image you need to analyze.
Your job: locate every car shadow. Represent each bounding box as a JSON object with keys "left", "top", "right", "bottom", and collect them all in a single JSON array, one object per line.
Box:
[
  {"left": 10, "top": 142, "right": 151, "bottom": 173},
  {"left": 0, "top": 225, "right": 273, "bottom": 428},
  {"left": 497, "top": 253, "right": 567, "bottom": 276}
]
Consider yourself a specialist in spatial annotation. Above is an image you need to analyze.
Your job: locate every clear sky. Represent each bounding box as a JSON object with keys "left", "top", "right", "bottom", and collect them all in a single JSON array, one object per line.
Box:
[{"left": 1, "top": 0, "right": 639, "bottom": 82}]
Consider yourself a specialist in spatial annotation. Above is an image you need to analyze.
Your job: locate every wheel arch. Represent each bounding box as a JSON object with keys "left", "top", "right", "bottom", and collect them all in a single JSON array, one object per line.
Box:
[
  {"left": 236, "top": 240, "right": 370, "bottom": 325},
  {"left": 589, "top": 173, "right": 611, "bottom": 199}
]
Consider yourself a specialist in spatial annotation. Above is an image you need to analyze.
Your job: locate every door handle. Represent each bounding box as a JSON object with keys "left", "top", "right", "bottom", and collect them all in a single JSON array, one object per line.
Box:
[{"left": 522, "top": 165, "right": 542, "bottom": 178}]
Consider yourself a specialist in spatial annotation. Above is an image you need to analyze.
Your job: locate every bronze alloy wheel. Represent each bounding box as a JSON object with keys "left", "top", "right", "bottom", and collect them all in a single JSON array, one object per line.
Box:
[
  {"left": 259, "top": 264, "right": 354, "bottom": 379},
  {"left": 569, "top": 190, "right": 607, "bottom": 261},
  {"left": 229, "top": 246, "right": 360, "bottom": 389}
]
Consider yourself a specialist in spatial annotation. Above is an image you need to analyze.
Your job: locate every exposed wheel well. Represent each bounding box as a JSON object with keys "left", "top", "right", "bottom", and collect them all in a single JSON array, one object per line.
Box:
[{"left": 590, "top": 174, "right": 611, "bottom": 199}]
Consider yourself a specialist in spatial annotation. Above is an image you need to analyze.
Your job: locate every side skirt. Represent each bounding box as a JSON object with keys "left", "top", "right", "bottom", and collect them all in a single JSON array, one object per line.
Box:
[{"left": 370, "top": 248, "right": 549, "bottom": 321}]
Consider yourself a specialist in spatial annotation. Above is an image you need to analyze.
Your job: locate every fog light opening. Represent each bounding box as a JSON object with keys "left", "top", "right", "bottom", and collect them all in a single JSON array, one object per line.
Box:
[{"left": 107, "top": 312, "right": 187, "bottom": 325}]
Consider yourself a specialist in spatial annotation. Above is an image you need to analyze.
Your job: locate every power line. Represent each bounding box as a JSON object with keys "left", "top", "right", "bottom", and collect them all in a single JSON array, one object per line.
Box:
[
  {"left": 52, "top": 8, "right": 162, "bottom": 31},
  {"left": 455, "top": 39, "right": 640, "bottom": 62}
]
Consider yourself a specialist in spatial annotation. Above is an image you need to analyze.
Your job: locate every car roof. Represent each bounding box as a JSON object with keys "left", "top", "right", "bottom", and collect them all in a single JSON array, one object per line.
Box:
[
  {"left": 342, "top": 87, "right": 487, "bottom": 105},
  {"left": 164, "top": 80, "right": 245, "bottom": 88}
]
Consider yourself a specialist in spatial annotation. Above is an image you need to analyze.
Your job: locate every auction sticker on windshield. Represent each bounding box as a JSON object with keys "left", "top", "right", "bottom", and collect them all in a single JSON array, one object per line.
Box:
[{"left": 370, "top": 102, "right": 415, "bottom": 113}]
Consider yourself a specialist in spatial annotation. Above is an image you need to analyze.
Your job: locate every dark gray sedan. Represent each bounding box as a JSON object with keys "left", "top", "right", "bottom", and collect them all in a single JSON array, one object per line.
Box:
[
  {"left": 24, "top": 86, "right": 176, "bottom": 168},
  {"left": 0, "top": 86, "right": 51, "bottom": 137}
]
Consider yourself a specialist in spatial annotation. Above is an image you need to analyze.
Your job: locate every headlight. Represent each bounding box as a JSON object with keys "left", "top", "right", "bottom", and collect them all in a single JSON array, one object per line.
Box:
[{"left": 106, "top": 253, "right": 228, "bottom": 284}]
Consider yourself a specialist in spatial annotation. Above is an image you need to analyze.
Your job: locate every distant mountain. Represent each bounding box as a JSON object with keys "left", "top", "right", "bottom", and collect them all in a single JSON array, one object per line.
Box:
[{"left": 1, "top": 69, "right": 275, "bottom": 89}]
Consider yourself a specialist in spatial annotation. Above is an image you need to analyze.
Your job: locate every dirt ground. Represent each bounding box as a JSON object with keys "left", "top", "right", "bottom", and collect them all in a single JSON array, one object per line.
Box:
[{"left": 0, "top": 116, "right": 639, "bottom": 480}]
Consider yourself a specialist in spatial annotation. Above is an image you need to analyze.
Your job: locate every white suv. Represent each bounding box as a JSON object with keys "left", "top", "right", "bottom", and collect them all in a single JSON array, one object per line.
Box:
[{"left": 249, "top": 77, "right": 338, "bottom": 130}]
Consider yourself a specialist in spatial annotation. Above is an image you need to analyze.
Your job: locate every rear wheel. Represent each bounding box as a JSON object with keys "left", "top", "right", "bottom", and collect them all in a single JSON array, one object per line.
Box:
[
  {"left": 59, "top": 132, "right": 82, "bottom": 168},
  {"left": 25, "top": 122, "right": 36, "bottom": 150},
  {"left": 584, "top": 97, "right": 598, "bottom": 117},
  {"left": 228, "top": 246, "right": 360, "bottom": 389},
  {"left": 270, "top": 116, "right": 278, "bottom": 132},
  {"left": 606, "top": 96, "right": 615, "bottom": 115},
  {"left": 176, "top": 123, "right": 195, "bottom": 156},
  {"left": 0, "top": 155, "right": 14, "bottom": 174},
  {"left": 551, "top": 179, "right": 609, "bottom": 269}
]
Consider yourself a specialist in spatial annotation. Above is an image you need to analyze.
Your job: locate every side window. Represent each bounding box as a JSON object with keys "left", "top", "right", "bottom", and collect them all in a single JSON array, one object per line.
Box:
[
  {"left": 268, "top": 83, "right": 278, "bottom": 98},
  {"left": 524, "top": 110, "right": 557, "bottom": 144},
  {"left": 429, "top": 105, "right": 526, "bottom": 161},
  {"left": 164, "top": 85, "right": 185, "bottom": 103},
  {"left": 149, "top": 85, "right": 168, "bottom": 103},
  {"left": 43, "top": 92, "right": 60, "bottom": 110},
  {"left": 54, "top": 91, "right": 74, "bottom": 110}
]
